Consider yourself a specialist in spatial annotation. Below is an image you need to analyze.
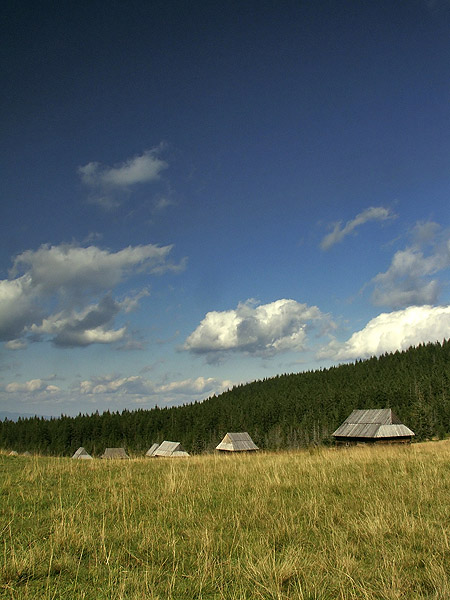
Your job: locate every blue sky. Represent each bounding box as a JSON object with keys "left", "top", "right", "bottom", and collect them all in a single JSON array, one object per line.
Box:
[{"left": 1, "top": 0, "right": 450, "bottom": 417}]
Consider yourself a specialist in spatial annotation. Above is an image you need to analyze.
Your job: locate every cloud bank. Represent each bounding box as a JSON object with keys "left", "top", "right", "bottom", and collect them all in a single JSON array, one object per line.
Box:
[
  {"left": 321, "top": 206, "right": 393, "bottom": 250},
  {"left": 5, "top": 379, "right": 60, "bottom": 394},
  {"left": 78, "top": 374, "right": 231, "bottom": 398},
  {"left": 184, "top": 299, "right": 334, "bottom": 360},
  {"left": 1, "top": 374, "right": 232, "bottom": 415},
  {"left": 0, "top": 242, "right": 183, "bottom": 348},
  {"left": 318, "top": 305, "right": 450, "bottom": 361}
]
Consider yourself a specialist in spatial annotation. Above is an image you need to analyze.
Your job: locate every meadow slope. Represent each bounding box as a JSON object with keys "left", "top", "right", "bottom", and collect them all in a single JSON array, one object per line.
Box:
[{"left": 1, "top": 442, "right": 450, "bottom": 599}]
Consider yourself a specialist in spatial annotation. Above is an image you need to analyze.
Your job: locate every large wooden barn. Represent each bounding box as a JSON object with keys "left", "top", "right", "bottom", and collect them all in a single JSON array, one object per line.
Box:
[{"left": 333, "top": 409, "right": 414, "bottom": 445}]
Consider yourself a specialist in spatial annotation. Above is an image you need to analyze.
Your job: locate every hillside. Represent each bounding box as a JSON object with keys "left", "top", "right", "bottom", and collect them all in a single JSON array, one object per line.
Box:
[{"left": 1, "top": 340, "right": 450, "bottom": 455}]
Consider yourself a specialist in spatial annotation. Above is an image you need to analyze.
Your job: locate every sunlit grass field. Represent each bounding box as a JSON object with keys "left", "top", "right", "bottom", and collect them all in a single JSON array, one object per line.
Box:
[{"left": 1, "top": 441, "right": 450, "bottom": 599}]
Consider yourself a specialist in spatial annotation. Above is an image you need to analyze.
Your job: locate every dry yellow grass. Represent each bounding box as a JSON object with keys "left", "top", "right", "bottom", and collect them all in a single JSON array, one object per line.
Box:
[{"left": 1, "top": 442, "right": 450, "bottom": 599}]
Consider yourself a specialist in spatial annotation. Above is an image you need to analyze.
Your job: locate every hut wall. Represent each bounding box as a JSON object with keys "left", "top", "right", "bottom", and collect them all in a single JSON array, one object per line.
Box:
[{"left": 335, "top": 436, "right": 412, "bottom": 446}]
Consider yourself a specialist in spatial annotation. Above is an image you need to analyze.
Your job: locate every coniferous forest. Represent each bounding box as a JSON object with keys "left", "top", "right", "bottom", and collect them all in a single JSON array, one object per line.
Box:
[{"left": 1, "top": 340, "right": 450, "bottom": 456}]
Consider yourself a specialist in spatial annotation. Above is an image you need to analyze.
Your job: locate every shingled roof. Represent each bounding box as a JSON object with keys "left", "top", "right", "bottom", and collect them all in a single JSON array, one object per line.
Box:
[
  {"left": 216, "top": 432, "right": 259, "bottom": 452},
  {"left": 333, "top": 409, "right": 414, "bottom": 439},
  {"left": 153, "top": 441, "right": 189, "bottom": 457},
  {"left": 72, "top": 447, "right": 93, "bottom": 459},
  {"left": 145, "top": 443, "right": 160, "bottom": 457},
  {"left": 101, "top": 447, "right": 129, "bottom": 459}
]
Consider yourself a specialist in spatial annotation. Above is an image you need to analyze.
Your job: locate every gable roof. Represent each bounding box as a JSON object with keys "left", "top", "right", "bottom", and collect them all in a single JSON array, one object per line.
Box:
[
  {"left": 153, "top": 441, "right": 189, "bottom": 457},
  {"left": 333, "top": 409, "right": 415, "bottom": 439},
  {"left": 216, "top": 432, "right": 259, "bottom": 451},
  {"left": 72, "top": 447, "right": 93, "bottom": 459},
  {"left": 145, "top": 443, "right": 160, "bottom": 457},
  {"left": 101, "top": 447, "right": 129, "bottom": 459}
]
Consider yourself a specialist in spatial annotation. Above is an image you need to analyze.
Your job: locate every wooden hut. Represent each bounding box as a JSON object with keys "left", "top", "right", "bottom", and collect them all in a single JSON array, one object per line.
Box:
[
  {"left": 153, "top": 441, "right": 189, "bottom": 457},
  {"left": 145, "top": 443, "right": 160, "bottom": 458},
  {"left": 333, "top": 409, "right": 414, "bottom": 445},
  {"left": 101, "top": 447, "right": 129, "bottom": 459},
  {"left": 216, "top": 432, "right": 259, "bottom": 452},
  {"left": 72, "top": 447, "right": 93, "bottom": 460}
]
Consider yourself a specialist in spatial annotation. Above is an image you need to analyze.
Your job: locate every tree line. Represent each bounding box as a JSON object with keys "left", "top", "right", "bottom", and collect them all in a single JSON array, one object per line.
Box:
[{"left": 1, "top": 340, "right": 450, "bottom": 456}]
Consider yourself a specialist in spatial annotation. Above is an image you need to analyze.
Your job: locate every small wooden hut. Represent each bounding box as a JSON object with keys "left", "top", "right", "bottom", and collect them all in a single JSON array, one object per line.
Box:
[
  {"left": 216, "top": 432, "right": 259, "bottom": 452},
  {"left": 101, "top": 447, "right": 129, "bottom": 459},
  {"left": 153, "top": 441, "right": 189, "bottom": 457},
  {"left": 72, "top": 447, "right": 93, "bottom": 460},
  {"left": 333, "top": 409, "right": 414, "bottom": 445},
  {"left": 145, "top": 443, "right": 160, "bottom": 458}
]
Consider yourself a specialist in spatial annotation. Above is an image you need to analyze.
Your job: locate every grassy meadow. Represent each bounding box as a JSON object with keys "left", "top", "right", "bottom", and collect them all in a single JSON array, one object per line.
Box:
[{"left": 1, "top": 442, "right": 450, "bottom": 599}]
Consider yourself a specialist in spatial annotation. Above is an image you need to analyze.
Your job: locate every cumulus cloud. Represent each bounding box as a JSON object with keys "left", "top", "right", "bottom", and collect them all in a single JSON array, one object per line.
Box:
[
  {"left": 29, "top": 295, "right": 126, "bottom": 348},
  {"left": 370, "top": 222, "right": 450, "bottom": 308},
  {"left": 79, "top": 147, "right": 168, "bottom": 208},
  {"left": 321, "top": 206, "right": 394, "bottom": 250},
  {"left": 183, "top": 299, "right": 334, "bottom": 360},
  {"left": 0, "top": 276, "right": 39, "bottom": 341},
  {"left": 318, "top": 305, "right": 450, "bottom": 361},
  {"left": 11, "top": 243, "right": 182, "bottom": 298},
  {"left": 0, "top": 242, "right": 183, "bottom": 348}
]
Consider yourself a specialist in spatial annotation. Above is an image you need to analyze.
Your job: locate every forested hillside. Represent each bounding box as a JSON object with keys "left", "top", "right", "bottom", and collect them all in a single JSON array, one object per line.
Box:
[{"left": 1, "top": 340, "right": 450, "bottom": 455}]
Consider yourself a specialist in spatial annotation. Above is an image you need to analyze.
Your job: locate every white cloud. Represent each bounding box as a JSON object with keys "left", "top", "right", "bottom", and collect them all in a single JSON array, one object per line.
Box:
[
  {"left": 5, "top": 339, "right": 27, "bottom": 350},
  {"left": 29, "top": 296, "right": 127, "bottom": 348},
  {"left": 79, "top": 147, "right": 168, "bottom": 208},
  {"left": 1, "top": 378, "right": 62, "bottom": 415},
  {"left": 5, "top": 379, "right": 60, "bottom": 394},
  {"left": 11, "top": 243, "right": 181, "bottom": 297},
  {"left": 78, "top": 374, "right": 231, "bottom": 402},
  {"left": 80, "top": 149, "right": 167, "bottom": 187},
  {"left": 0, "top": 372, "right": 232, "bottom": 415},
  {"left": 0, "top": 276, "right": 38, "bottom": 341},
  {"left": 0, "top": 242, "right": 183, "bottom": 348},
  {"left": 120, "top": 289, "right": 150, "bottom": 313},
  {"left": 156, "top": 376, "right": 232, "bottom": 395},
  {"left": 318, "top": 305, "right": 450, "bottom": 361},
  {"left": 79, "top": 375, "right": 149, "bottom": 395},
  {"left": 321, "top": 206, "right": 394, "bottom": 250},
  {"left": 370, "top": 222, "right": 450, "bottom": 308},
  {"left": 45, "top": 385, "right": 61, "bottom": 393},
  {"left": 184, "top": 299, "right": 334, "bottom": 359}
]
